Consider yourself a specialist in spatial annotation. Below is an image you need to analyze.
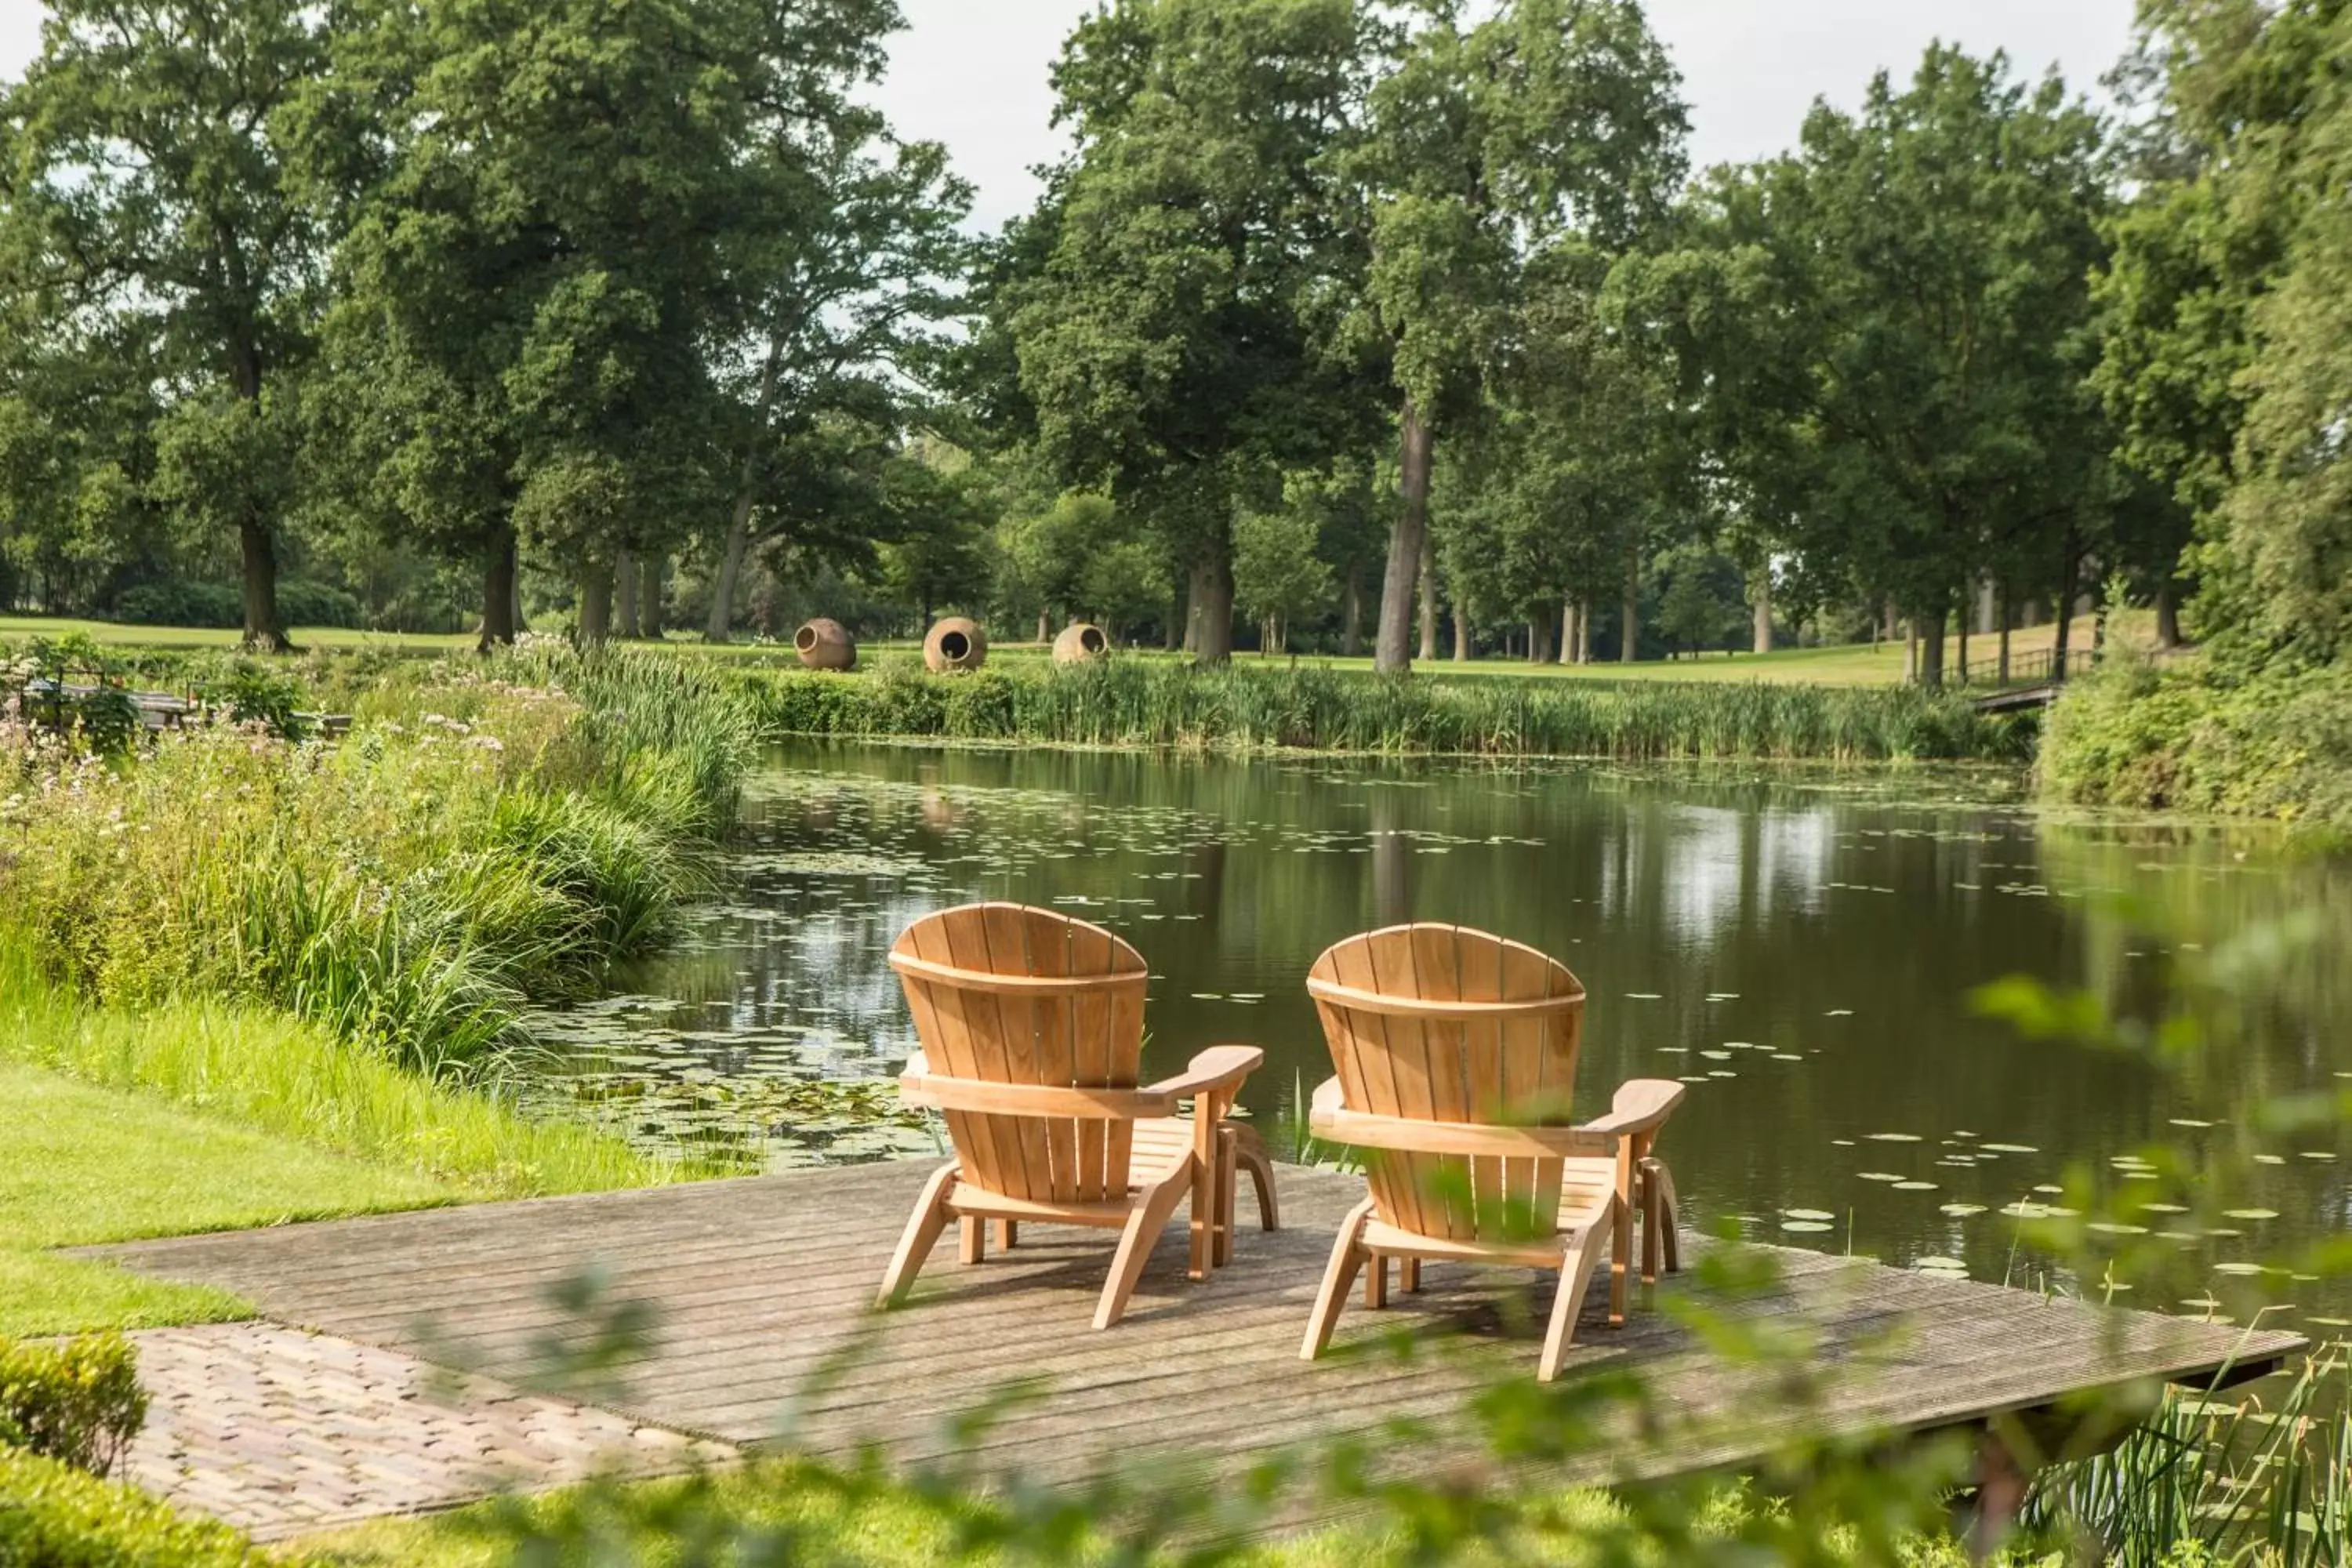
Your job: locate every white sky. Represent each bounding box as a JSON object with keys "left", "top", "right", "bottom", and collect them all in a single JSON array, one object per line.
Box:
[{"left": 2, "top": 0, "right": 2136, "bottom": 232}]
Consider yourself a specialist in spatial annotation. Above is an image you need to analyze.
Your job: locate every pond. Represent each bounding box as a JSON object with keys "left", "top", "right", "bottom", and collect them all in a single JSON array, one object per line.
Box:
[{"left": 521, "top": 739, "right": 2352, "bottom": 1330}]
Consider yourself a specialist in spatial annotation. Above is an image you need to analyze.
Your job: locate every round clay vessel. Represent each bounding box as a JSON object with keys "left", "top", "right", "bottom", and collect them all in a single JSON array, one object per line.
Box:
[
  {"left": 923, "top": 616, "right": 988, "bottom": 673},
  {"left": 1052, "top": 622, "right": 1111, "bottom": 663},
  {"left": 794, "top": 618, "right": 857, "bottom": 671}
]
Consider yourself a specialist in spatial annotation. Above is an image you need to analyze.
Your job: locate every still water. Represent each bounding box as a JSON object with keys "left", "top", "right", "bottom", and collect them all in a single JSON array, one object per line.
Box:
[{"left": 524, "top": 739, "right": 2352, "bottom": 1328}]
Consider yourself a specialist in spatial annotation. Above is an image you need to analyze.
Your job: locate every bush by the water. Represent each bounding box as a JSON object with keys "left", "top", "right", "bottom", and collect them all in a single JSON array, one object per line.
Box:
[
  {"left": 0, "top": 1336, "right": 145, "bottom": 1479},
  {"left": 0, "top": 641, "right": 761, "bottom": 1076},
  {"left": 0, "top": 1446, "right": 260, "bottom": 1566},
  {"left": 2042, "top": 653, "right": 2352, "bottom": 830},
  {"left": 748, "top": 659, "right": 2022, "bottom": 762}
]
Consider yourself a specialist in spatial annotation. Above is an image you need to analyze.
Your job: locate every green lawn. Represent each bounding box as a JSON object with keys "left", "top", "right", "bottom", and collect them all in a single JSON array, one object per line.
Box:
[
  {"left": 0, "top": 1062, "right": 452, "bottom": 1337},
  {"left": 1, "top": 610, "right": 2115, "bottom": 690}
]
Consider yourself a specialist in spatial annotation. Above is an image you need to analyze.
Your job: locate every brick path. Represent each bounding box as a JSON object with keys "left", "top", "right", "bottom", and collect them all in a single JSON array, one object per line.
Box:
[{"left": 122, "top": 1323, "right": 733, "bottom": 1541}]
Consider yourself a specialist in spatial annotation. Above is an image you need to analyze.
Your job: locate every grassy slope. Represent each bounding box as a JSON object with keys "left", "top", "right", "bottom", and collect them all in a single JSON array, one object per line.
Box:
[
  {"left": 0, "top": 612, "right": 2110, "bottom": 688},
  {"left": 0, "top": 1062, "right": 448, "bottom": 1336},
  {"left": 0, "top": 948, "right": 676, "bottom": 1337}
]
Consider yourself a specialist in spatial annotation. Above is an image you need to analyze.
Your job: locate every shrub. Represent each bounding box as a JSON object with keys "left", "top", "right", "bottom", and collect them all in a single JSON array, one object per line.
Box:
[
  {"left": 111, "top": 581, "right": 240, "bottom": 630},
  {"left": 2042, "top": 652, "right": 2352, "bottom": 829},
  {"left": 0, "top": 1447, "right": 261, "bottom": 1565},
  {"left": 0, "top": 1336, "right": 147, "bottom": 1478}
]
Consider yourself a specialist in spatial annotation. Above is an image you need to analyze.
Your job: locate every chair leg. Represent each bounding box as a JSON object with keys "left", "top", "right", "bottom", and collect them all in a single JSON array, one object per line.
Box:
[
  {"left": 1301, "top": 1197, "right": 1375, "bottom": 1361},
  {"left": 1639, "top": 1163, "right": 1662, "bottom": 1287},
  {"left": 1094, "top": 1163, "right": 1192, "bottom": 1330},
  {"left": 960, "top": 1215, "right": 985, "bottom": 1265},
  {"left": 993, "top": 1219, "right": 1017, "bottom": 1252},
  {"left": 1610, "top": 1145, "right": 1635, "bottom": 1327},
  {"left": 1214, "top": 1125, "right": 1237, "bottom": 1268},
  {"left": 1401, "top": 1258, "right": 1422, "bottom": 1293},
  {"left": 1364, "top": 1253, "right": 1388, "bottom": 1308},
  {"left": 1541, "top": 1202, "right": 1613, "bottom": 1381},
  {"left": 876, "top": 1163, "right": 960, "bottom": 1308},
  {"left": 1232, "top": 1125, "right": 1280, "bottom": 1231},
  {"left": 1644, "top": 1156, "right": 1681, "bottom": 1273}
]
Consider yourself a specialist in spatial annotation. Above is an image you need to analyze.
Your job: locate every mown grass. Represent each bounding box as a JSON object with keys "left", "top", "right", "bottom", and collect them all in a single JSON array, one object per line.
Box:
[
  {"left": 0, "top": 1058, "right": 441, "bottom": 1338},
  {"left": 745, "top": 659, "right": 2029, "bottom": 762},
  {"left": 0, "top": 944, "right": 669, "bottom": 1201}
]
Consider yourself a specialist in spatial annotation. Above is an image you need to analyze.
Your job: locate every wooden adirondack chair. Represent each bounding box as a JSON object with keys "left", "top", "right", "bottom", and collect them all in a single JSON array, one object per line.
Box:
[
  {"left": 1298, "top": 924, "right": 1686, "bottom": 1381},
  {"left": 877, "top": 903, "right": 1278, "bottom": 1329}
]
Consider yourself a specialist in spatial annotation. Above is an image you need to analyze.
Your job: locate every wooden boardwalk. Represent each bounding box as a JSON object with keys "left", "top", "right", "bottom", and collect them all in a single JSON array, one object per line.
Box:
[{"left": 95, "top": 1160, "right": 2301, "bottom": 1501}]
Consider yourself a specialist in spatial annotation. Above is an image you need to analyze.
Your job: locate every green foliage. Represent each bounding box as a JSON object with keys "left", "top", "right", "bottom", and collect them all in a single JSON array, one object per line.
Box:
[
  {"left": 1233, "top": 506, "right": 1334, "bottom": 643},
  {"left": 0, "top": 1336, "right": 146, "bottom": 1479},
  {"left": 0, "top": 641, "right": 759, "bottom": 1076},
  {"left": 2041, "top": 652, "right": 2352, "bottom": 831},
  {"left": 746, "top": 660, "right": 2016, "bottom": 761},
  {"left": 1618, "top": 45, "right": 2111, "bottom": 666},
  {"left": 0, "top": 1446, "right": 262, "bottom": 1566}
]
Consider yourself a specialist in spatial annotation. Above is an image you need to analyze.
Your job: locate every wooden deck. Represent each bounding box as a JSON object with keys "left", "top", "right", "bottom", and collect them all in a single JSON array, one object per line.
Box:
[{"left": 93, "top": 1160, "right": 2302, "bottom": 1499}]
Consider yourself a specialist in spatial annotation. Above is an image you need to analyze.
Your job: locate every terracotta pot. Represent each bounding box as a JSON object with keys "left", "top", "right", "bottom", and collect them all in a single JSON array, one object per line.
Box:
[
  {"left": 1052, "top": 622, "right": 1111, "bottom": 663},
  {"left": 794, "top": 618, "right": 857, "bottom": 671},
  {"left": 923, "top": 617, "right": 988, "bottom": 673}
]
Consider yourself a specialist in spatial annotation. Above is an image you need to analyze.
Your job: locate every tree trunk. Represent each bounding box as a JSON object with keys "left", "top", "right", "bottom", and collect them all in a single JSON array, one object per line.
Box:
[
  {"left": 1261, "top": 612, "right": 1278, "bottom": 655},
  {"left": 640, "top": 555, "right": 663, "bottom": 639},
  {"left": 1189, "top": 550, "right": 1235, "bottom": 665},
  {"left": 1882, "top": 596, "right": 1900, "bottom": 645},
  {"left": 1620, "top": 545, "right": 1640, "bottom": 663},
  {"left": 1752, "top": 572, "right": 1773, "bottom": 655},
  {"left": 1377, "top": 397, "right": 1433, "bottom": 673},
  {"left": 578, "top": 561, "right": 613, "bottom": 644},
  {"left": 238, "top": 515, "right": 290, "bottom": 652},
  {"left": 706, "top": 344, "right": 786, "bottom": 643},
  {"left": 1559, "top": 600, "right": 1575, "bottom": 665},
  {"left": 1417, "top": 538, "right": 1438, "bottom": 662},
  {"left": 477, "top": 525, "right": 518, "bottom": 653},
  {"left": 1453, "top": 599, "right": 1472, "bottom": 662},
  {"left": 1919, "top": 606, "right": 1947, "bottom": 689},
  {"left": 707, "top": 491, "right": 755, "bottom": 641},
  {"left": 1998, "top": 586, "right": 2013, "bottom": 684},
  {"left": 2053, "top": 540, "right": 2078, "bottom": 684},
  {"left": 1343, "top": 563, "right": 1363, "bottom": 658},
  {"left": 615, "top": 548, "right": 639, "bottom": 638},
  {"left": 1904, "top": 620, "right": 1918, "bottom": 684},
  {"left": 2154, "top": 581, "right": 2181, "bottom": 651},
  {"left": 1577, "top": 598, "right": 1592, "bottom": 664},
  {"left": 1957, "top": 607, "right": 1969, "bottom": 684},
  {"left": 1165, "top": 584, "right": 1184, "bottom": 651},
  {"left": 1036, "top": 610, "right": 1051, "bottom": 643}
]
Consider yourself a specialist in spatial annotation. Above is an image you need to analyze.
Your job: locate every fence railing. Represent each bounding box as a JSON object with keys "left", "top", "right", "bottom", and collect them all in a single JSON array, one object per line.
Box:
[{"left": 1953, "top": 645, "right": 2098, "bottom": 690}]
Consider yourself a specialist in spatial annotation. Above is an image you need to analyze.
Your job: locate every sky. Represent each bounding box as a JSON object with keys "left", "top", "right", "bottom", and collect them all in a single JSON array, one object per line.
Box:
[{"left": 0, "top": 0, "right": 2138, "bottom": 232}]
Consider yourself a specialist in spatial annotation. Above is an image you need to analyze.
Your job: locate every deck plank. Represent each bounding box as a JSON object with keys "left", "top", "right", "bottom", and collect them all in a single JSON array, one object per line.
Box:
[{"left": 88, "top": 1160, "right": 2303, "bottom": 1497}]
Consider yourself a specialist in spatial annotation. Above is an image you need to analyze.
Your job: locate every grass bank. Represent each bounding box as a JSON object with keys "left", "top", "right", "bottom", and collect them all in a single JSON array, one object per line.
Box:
[
  {"left": 746, "top": 659, "right": 2027, "bottom": 762},
  {"left": 2, "top": 640, "right": 761, "bottom": 1076},
  {"left": 0, "top": 948, "right": 666, "bottom": 1337}
]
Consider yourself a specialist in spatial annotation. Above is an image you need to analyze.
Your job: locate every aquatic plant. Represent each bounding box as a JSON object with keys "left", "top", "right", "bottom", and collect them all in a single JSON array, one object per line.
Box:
[{"left": 745, "top": 660, "right": 2024, "bottom": 763}]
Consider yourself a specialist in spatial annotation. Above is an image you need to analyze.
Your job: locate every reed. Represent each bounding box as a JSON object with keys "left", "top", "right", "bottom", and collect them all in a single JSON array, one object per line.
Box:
[
  {"left": 746, "top": 660, "right": 2021, "bottom": 763},
  {"left": 0, "top": 638, "right": 763, "bottom": 1078},
  {"left": 2028, "top": 1348, "right": 2352, "bottom": 1566}
]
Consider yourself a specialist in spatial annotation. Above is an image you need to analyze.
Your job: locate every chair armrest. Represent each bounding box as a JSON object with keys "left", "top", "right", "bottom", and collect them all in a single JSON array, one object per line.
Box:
[
  {"left": 1142, "top": 1045, "right": 1265, "bottom": 1102},
  {"left": 1309, "top": 1076, "right": 1612, "bottom": 1159},
  {"left": 1579, "top": 1078, "right": 1687, "bottom": 1138}
]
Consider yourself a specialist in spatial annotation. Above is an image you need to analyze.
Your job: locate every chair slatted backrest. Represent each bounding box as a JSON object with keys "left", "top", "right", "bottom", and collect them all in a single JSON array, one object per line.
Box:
[
  {"left": 1308, "top": 924, "right": 1586, "bottom": 1243},
  {"left": 892, "top": 903, "right": 1149, "bottom": 1205}
]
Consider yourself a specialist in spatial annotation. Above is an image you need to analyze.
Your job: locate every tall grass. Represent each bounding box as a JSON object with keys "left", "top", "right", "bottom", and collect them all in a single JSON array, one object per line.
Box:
[
  {"left": 0, "top": 942, "right": 665, "bottom": 1197},
  {"left": 2029, "top": 1349, "right": 2352, "bottom": 1566},
  {"left": 0, "top": 639, "right": 762, "bottom": 1078},
  {"left": 747, "top": 660, "right": 2024, "bottom": 763}
]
